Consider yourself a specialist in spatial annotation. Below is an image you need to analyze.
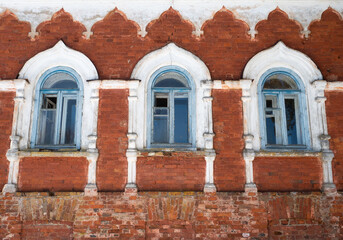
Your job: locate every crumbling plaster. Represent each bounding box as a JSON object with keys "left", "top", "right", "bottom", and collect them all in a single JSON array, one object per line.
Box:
[{"left": 0, "top": 0, "right": 342, "bottom": 38}]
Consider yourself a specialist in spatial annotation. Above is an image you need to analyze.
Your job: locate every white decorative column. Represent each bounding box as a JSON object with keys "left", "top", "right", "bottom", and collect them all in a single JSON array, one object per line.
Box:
[
  {"left": 3, "top": 80, "right": 26, "bottom": 193},
  {"left": 240, "top": 79, "right": 257, "bottom": 192},
  {"left": 313, "top": 80, "right": 336, "bottom": 194},
  {"left": 202, "top": 80, "right": 216, "bottom": 192},
  {"left": 84, "top": 81, "right": 100, "bottom": 196},
  {"left": 126, "top": 81, "right": 139, "bottom": 190}
]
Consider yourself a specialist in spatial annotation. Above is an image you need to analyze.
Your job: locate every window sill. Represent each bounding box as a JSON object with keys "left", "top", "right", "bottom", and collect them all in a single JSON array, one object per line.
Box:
[
  {"left": 255, "top": 150, "right": 321, "bottom": 157},
  {"left": 17, "top": 150, "right": 97, "bottom": 158},
  {"left": 138, "top": 148, "right": 205, "bottom": 157}
]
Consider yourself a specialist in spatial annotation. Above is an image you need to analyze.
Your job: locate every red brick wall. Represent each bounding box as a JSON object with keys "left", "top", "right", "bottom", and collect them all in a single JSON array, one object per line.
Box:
[
  {"left": 18, "top": 157, "right": 88, "bottom": 192},
  {"left": 326, "top": 91, "right": 343, "bottom": 190},
  {"left": 22, "top": 221, "right": 73, "bottom": 240},
  {"left": 1, "top": 192, "right": 343, "bottom": 239},
  {"left": 212, "top": 89, "right": 245, "bottom": 191},
  {"left": 254, "top": 157, "right": 322, "bottom": 191},
  {"left": 137, "top": 152, "right": 205, "bottom": 191},
  {"left": 96, "top": 89, "right": 128, "bottom": 191},
  {"left": 0, "top": 91, "right": 14, "bottom": 190}
]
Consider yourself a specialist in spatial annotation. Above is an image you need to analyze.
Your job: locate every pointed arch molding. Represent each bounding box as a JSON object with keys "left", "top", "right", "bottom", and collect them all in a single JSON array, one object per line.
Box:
[
  {"left": 243, "top": 41, "right": 322, "bottom": 82},
  {"left": 19, "top": 40, "right": 98, "bottom": 83},
  {"left": 131, "top": 43, "right": 212, "bottom": 150}
]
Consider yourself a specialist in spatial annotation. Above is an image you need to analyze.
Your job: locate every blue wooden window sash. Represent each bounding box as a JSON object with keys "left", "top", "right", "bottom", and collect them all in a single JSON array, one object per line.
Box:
[
  {"left": 147, "top": 66, "right": 195, "bottom": 149},
  {"left": 31, "top": 67, "right": 83, "bottom": 150},
  {"left": 258, "top": 68, "right": 310, "bottom": 150}
]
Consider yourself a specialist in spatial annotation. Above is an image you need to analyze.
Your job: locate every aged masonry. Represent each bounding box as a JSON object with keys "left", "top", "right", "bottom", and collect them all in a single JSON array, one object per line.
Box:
[{"left": 0, "top": 0, "right": 343, "bottom": 239}]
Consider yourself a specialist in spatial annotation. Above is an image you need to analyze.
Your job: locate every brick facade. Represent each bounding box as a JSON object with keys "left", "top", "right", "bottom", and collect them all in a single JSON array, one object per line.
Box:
[{"left": 0, "top": 3, "right": 343, "bottom": 239}]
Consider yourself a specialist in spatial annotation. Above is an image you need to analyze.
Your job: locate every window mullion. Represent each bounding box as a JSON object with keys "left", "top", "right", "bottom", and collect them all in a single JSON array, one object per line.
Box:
[
  {"left": 55, "top": 91, "right": 64, "bottom": 145},
  {"left": 170, "top": 91, "right": 175, "bottom": 144},
  {"left": 294, "top": 94, "right": 302, "bottom": 145},
  {"left": 280, "top": 92, "right": 288, "bottom": 145}
]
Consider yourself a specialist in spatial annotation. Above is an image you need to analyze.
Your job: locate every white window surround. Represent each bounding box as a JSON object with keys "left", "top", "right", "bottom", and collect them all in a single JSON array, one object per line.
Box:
[
  {"left": 128, "top": 43, "right": 217, "bottom": 192},
  {"left": 2, "top": 41, "right": 100, "bottom": 195},
  {"left": 241, "top": 41, "right": 336, "bottom": 193}
]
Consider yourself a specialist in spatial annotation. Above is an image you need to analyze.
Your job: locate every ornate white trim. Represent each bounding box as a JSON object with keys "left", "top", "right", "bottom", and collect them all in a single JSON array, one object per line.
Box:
[
  {"left": 131, "top": 43, "right": 211, "bottom": 150},
  {"left": 243, "top": 41, "right": 324, "bottom": 151},
  {"left": 3, "top": 41, "right": 100, "bottom": 194},
  {"left": 242, "top": 41, "right": 336, "bottom": 192},
  {"left": 131, "top": 43, "right": 215, "bottom": 191}
]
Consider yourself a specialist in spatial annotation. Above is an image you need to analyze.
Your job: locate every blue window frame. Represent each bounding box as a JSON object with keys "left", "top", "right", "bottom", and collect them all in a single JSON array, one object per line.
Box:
[
  {"left": 147, "top": 66, "right": 195, "bottom": 148},
  {"left": 31, "top": 67, "right": 83, "bottom": 149},
  {"left": 258, "top": 68, "right": 310, "bottom": 149}
]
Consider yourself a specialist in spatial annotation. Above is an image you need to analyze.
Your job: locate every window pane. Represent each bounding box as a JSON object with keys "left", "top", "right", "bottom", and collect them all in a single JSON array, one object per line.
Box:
[
  {"left": 37, "top": 110, "right": 56, "bottom": 145},
  {"left": 154, "top": 72, "right": 189, "bottom": 88},
  {"left": 263, "top": 74, "right": 298, "bottom": 90},
  {"left": 266, "top": 116, "right": 276, "bottom": 144},
  {"left": 43, "top": 72, "right": 78, "bottom": 89},
  {"left": 174, "top": 98, "right": 188, "bottom": 143},
  {"left": 285, "top": 98, "right": 298, "bottom": 145},
  {"left": 153, "top": 116, "right": 168, "bottom": 143},
  {"left": 42, "top": 95, "right": 57, "bottom": 109},
  {"left": 63, "top": 99, "right": 77, "bottom": 145}
]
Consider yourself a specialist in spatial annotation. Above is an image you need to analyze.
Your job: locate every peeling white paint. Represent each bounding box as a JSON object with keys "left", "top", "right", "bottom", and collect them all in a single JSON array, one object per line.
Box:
[{"left": 0, "top": 0, "right": 341, "bottom": 38}]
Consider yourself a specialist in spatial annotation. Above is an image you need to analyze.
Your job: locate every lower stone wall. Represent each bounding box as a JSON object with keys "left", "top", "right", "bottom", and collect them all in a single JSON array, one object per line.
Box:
[{"left": 0, "top": 191, "right": 342, "bottom": 239}]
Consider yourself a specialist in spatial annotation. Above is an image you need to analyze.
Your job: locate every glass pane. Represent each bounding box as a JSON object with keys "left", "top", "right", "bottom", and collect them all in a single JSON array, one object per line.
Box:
[
  {"left": 263, "top": 73, "right": 298, "bottom": 90},
  {"left": 266, "top": 117, "right": 276, "bottom": 144},
  {"left": 154, "top": 72, "right": 189, "bottom": 88},
  {"left": 154, "top": 78, "right": 187, "bottom": 88},
  {"left": 43, "top": 72, "right": 78, "bottom": 89},
  {"left": 155, "top": 97, "right": 168, "bottom": 107},
  {"left": 42, "top": 95, "right": 57, "bottom": 109},
  {"left": 285, "top": 98, "right": 298, "bottom": 145},
  {"left": 63, "top": 99, "right": 77, "bottom": 145},
  {"left": 153, "top": 116, "right": 168, "bottom": 143},
  {"left": 174, "top": 98, "right": 188, "bottom": 143},
  {"left": 50, "top": 80, "right": 78, "bottom": 89},
  {"left": 37, "top": 110, "right": 56, "bottom": 145}
]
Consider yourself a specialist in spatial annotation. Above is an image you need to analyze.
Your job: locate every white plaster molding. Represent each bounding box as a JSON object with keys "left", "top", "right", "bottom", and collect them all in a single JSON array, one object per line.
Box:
[
  {"left": 326, "top": 81, "right": 343, "bottom": 91},
  {"left": 15, "top": 41, "right": 99, "bottom": 150},
  {"left": 0, "top": 80, "right": 18, "bottom": 92},
  {"left": 19, "top": 40, "right": 98, "bottom": 82},
  {"left": 243, "top": 41, "right": 324, "bottom": 151},
  {"left": 0, "top": 0, "right": 341, "bottom": 38},
  {"left": 131, "top": 43, "right": 211, "bottom": 150},
  {"left": 100, "top": 80, "right": 140, "bottom": 89},
  {"left": 2, "top": 79, "right": 27, "bottom": 193},
  {"left": 204, "top": 150, "right": 217, "bottom": 192}
]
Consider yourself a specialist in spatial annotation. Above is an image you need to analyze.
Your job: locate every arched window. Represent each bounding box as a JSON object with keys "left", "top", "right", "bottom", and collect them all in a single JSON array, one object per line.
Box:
[
  {"left": 259, "top": 69, "right": 309, "bottom": 149},
  {"left": 147, "top": 67, "right": 195, "bottom": 148},
  {"left": 31, "top": 67, "right": 83, "bottom": 149}
]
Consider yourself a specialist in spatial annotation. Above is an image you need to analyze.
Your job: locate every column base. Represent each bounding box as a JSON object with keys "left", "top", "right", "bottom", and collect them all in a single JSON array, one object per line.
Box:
[
  {"left": 2, "top": 183, "right": 17, "bottom": 193},
  {"left": 84, "top": 184, "right": 98, "bottom": 196},
  {"left": 204, "top": 183, "right": 217, "bottom": 193},
  {"left": 125, "top": 183, "right": 138, "bottom": 193},
  {"left": 322, "top": 183, "right": 337, "bottom": 196},
  {"left": 244, "top": 183, "right": 257, "bottom": 193}
]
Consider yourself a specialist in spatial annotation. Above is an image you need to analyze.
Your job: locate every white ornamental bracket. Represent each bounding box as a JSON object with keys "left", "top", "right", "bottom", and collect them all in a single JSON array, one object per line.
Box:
[{"left": 204, "top": 150, "right": 216, "bottom": 192}]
